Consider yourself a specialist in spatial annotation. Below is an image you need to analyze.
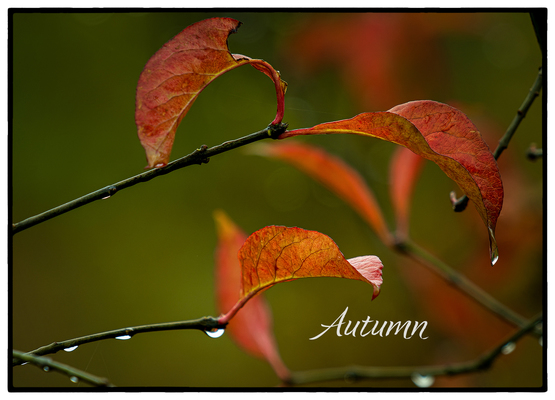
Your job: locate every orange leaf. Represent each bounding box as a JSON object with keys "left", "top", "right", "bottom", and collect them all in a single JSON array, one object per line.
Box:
[
  {"left": 389, "top": 147, "right": 426, "bottom": 238},
  {"left": 220, "top": 225, "right": 383, "bottom": 324},
  {"left": 213, "top": 210, "right": 290, "bottom": 381},
  {"left": 250, "top": 141, "right": 392, "bottom": 245},
  {"left": 135, "top": 17, "right": 287, "bottom": 168},
  {"left": 280, "top": 100, "right": 503, "bottom": 265}
]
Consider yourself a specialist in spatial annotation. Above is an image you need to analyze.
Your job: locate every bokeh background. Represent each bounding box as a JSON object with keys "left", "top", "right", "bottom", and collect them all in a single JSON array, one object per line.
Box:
[{"left": 11, "top": 11, "right": 543, "bottom": 388}]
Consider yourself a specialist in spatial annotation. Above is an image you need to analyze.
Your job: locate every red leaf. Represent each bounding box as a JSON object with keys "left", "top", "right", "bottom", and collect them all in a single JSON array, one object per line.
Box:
[
  {"left": 213, "top": 210, "right": 290, "bottom": 381},
  {"left": 250, "top": 141, "right": 392, "bottom": 245},
  {"left": 389, "top": 147, "right": 426, "bottom": 238},
  {"left": 280, "top": 100, "right": 503, "bottom": 265},
  {"left": 135, "top": 18, "right": 287, "bottom": 168},
  {"left": 220, "top": 225, "right": 383, "bottom": 324}
]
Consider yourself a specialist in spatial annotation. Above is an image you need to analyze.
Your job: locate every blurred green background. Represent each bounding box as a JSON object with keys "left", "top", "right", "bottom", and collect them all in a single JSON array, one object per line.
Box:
[{"left": 11, "top": 11, "right": 543, "bottom": 388}]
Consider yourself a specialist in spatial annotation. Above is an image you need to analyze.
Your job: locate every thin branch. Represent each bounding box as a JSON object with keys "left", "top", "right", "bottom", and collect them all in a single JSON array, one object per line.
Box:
[
  {"left": 12, "top": 315, "right": 226, "bottom": 366},
  {"left": 12, "top": 350, "right": 115, "bottom": 387},
  {"left": 12, "top": 122, "right": 288, "bottom": 235},
  {"left": 288, "top": 314, "right": 542, "bottom": 386},
  {"left": 395, "top": 238, "right": 540, "bottom": 337},
  {"left": 451, "top": 67, "right": 543, "bottom": 212}
]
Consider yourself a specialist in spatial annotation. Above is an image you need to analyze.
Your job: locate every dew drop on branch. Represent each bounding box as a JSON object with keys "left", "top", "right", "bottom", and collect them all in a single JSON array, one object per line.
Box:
[
  {"left": 204, "top": 328, "right": 225, "bottom": 339},
  {"left": 411, "top": 373, "right": 434, "bottom": 388},
  {"left": 539, "top": 337, "right": 543, "bottom": 347},
  {"left": 115, "top": 335, "right": 132, "bottom": 340},
  {"left": 501, "top": 342, "right": 516, "bottom": 355},
  {"left": 70, "top": 376, "right": 79, "bottom": 383},
  {"left": 42, "top": 366, "right": 50, "bottom": 372},
  {"left": 64, "top": 346, "right": 78, "bottom": 352}
]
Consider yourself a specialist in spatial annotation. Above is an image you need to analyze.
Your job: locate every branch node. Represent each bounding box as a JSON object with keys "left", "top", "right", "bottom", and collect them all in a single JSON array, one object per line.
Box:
[
  {"left": 268, "top": 122, "right": 289, "bottom": 139},
  {"left": 193, "top": 144, "right": 210, "bottom": 165},
  {"left": 526, "top": 143, "right": 543, "bottom": 161},
  {"left": 450, "top": 191, "right": 469, "bottom": 212}
]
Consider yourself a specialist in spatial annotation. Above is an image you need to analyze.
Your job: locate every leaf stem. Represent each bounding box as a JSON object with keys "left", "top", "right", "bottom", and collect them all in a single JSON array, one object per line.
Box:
[
  {"left": 12, "top": 123, "right": 288, "bottom": 235},
  {"left": 288, "top": 314, "right": 542, "bottom": 385},
  {"left": 12, "top": 316, "right": 226, "bottom": 366},
  {"left": 451, "top": 66, "right": 543, "bottom": 212},
  {"left": 12, "top": 350, "right": 115, "bottom": 387},
  {"left": 395, "top": 238, "right": 539, "bottom": 335}
]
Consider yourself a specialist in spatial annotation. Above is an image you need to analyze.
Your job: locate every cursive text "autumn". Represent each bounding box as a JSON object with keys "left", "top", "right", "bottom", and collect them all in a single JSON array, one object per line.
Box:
[{"left": 310, "top": 306, "right": 429, "bottom": 340}]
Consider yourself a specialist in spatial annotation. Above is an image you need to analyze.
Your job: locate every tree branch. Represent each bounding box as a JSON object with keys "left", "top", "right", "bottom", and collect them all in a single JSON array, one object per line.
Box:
[
  {"left": 12, "top": 122, "right": 288, "bottom": 235},
  {"left": 394, "top": 238, "right": 540, "bottom": 337},
  {"left": 12, "top": 350, "right": 115, "bottom": 387},
  {"left": 288, "top": 314, "right": 542, "bottom": 386},
  {"left": 451, "top": 66, "right": 543, "bottom": 212},
  {"left": 12, "top": 316, "right": 226, "bottom": 366}
]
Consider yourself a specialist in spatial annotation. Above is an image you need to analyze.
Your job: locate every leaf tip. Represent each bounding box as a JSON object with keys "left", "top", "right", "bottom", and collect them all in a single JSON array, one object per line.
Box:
[{"left": 488, "top": 226, "right": 499, "bottom": 266}]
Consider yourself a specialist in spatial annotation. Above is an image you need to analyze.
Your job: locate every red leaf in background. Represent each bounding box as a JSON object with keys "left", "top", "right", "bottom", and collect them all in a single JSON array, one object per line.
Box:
[
  {"left": 213, "top": 210, "right": 290, "bottom": 381},
  {"left": 250, "top": 141, "right": 392, "bottom": 245},
  {"left": 284, "top": 13, "right": 485, "bottom": 110},
  {"left": 219, "top": 225, "right": 383, "bottom": 324},
  {"left": 389, "top": 147, "right": 426, "bottom": 239},
  {"left": 135, "top": 17, "right": 287, "bottom": 168},
  {"left": 280, "top": 100, "right": 503, "bottom": 265}
]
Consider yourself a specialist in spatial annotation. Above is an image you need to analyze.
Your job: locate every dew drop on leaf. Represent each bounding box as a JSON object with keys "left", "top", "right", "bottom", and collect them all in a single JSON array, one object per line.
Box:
[
  {"left": 411, "top": 373, "right": 434, "bottom": 388},
  {"left": 70, "top": 376, "right": 79, "bottom": 383},
  {"left": 204, "top": 328, "right": 225, "bottom": 339},
  {"left": 501, "top": 342, "right": 516, "bottom": 355},
  {"left": 63, "top": 346, "right": 78, "bottom": 352}
]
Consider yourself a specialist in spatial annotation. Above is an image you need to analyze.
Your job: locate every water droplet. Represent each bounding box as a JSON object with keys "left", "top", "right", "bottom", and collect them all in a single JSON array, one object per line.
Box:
[
  {"left": 70, "top": 376, "right": 79, "bottom": 383},
  {"left": 539, "top": 337, "right": 543, "bottom": 347},
  {"left": 204, "top": 328, "right": 225, "bottom": 338},
  {"left": 21, "top": 362, "right": 28, "bottom": 366},
  {"left": 411, "top": 373, "right": 434, "bottom": 388},
  {"left": 64, "top": 346, "right": 78, "bottom": 352},
  {"left": 43, "top": 366, "right": 50, "bottom": 372},
  {"left": 101, "top": 195, "right": 111, "bottom": 200},
  {"left": 115, "top": 335, "right": 132, "bottom": 340},
  {"left": 489, "top": 227, "right": 499, "bottom": 265},
  {"left": 501, "top": 342, "right": 516, "bottom": 355}
]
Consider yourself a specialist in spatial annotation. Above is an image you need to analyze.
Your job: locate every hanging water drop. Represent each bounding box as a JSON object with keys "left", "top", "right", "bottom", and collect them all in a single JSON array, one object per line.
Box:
[
  {"left": 64, "top": 345, "right": 78, "bottom": 352},
  {"left": 70, "top": 376, "right": 79, "bottom": 383},
  {"left": 115, "top": 334, "right": 132, "bottom": 340},
  {"left": 102, "top": 185, "right": 117, "bottom": 199},
  {"left": 204, "top": 328, "right": 225, "bottom": 338},
  {"left": 501, "top": 342, "right": 516, "bottom": 355},
  {"left": 411, "top": 373, "right": 435, "bottom": 388},
  {"left": 42, "top": 366, "right": 50, "bottom": 372},
  {"left": 539, "top": 337, "right": 543, "bottom": 347}
]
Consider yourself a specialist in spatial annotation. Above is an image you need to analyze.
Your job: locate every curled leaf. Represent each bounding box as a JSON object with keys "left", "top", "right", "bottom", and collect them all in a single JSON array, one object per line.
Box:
[
  {"left": 220, "top": 225, "right": 383, "bottom": 324},
  {"left": 389, "top": 147, "right": 426, "bottom": 239},
  {"left": 280, "top": 100, "right": 503, "bottom": 265},
  {"left": 135, "top": 17, "right": 287, "bottom": 168},
  {"left": 250, "top": 141, "right": 392, "bottom": 245},
  {"left": 214, "top": 210, "right": 290, "bottom": 381}
]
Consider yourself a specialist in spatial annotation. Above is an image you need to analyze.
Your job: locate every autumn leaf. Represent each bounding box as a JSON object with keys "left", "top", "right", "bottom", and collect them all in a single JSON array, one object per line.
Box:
[
  {"left": 389, "top": 147, "right": 426, "bottom": 239},
  {"left": 250, "top": 141, "right": 392, "bottom": 245},
  {"left": 280, "top": 100, "right": 503, "bottom": 265},
  {"left": 213, "top": 210, "right": 290, "bottom": 381},
  {"left": 135, "top": 17, "right": 287, "bottom": 168},
  {"left": 219, "top": 225, "right": 384, "bottom": 325}
]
